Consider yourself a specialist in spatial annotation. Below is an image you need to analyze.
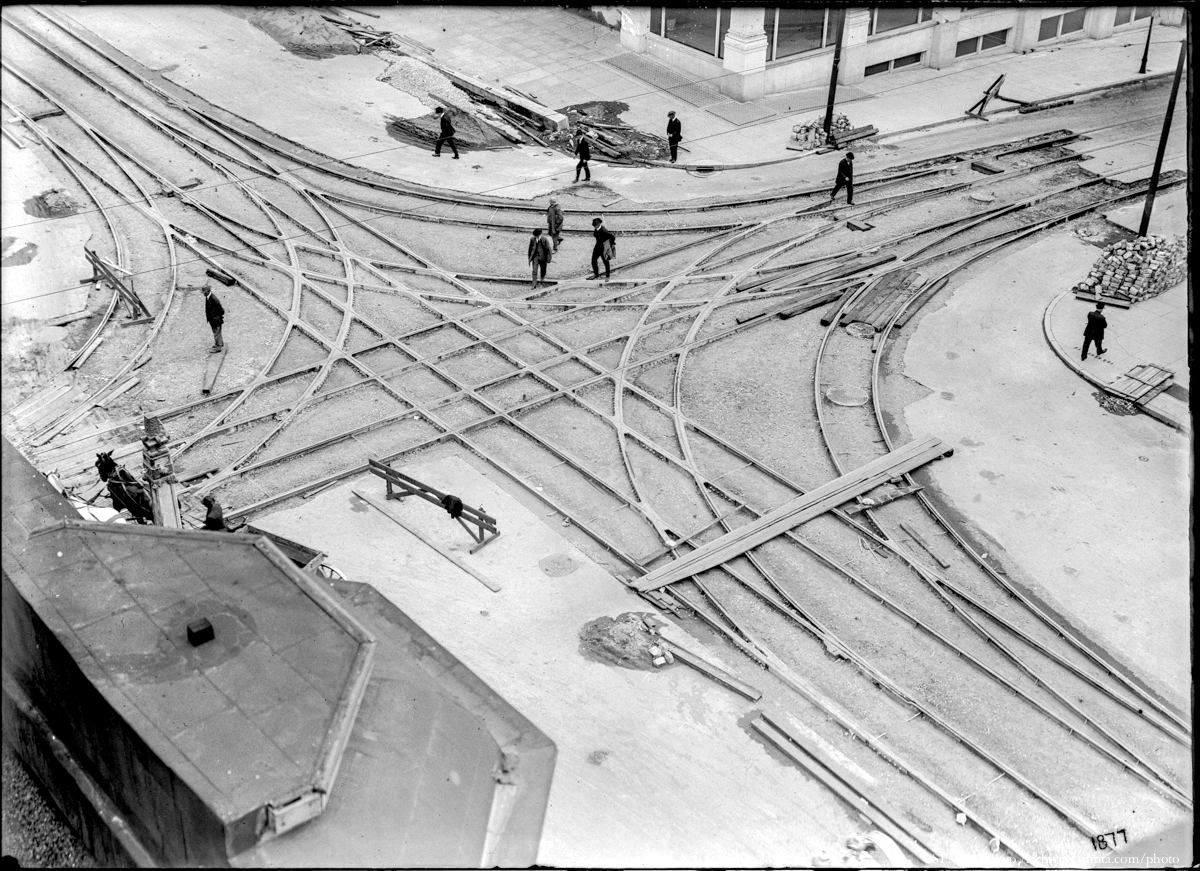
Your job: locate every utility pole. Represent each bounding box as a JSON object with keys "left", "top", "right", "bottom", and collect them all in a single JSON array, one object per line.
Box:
[
  {"left": 1138, "top": 33, "right": 1186, "bottom": 237},
  {"left": 1139, "top": 15, "right": 1154, "bottom": 74},
  {"left": 823, "top": 7, "right": 846, "bottom": 138}
]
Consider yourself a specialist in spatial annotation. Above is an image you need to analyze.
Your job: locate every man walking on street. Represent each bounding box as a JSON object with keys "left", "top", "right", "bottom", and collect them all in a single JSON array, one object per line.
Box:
[
  {"left": 574, "top": 131, "right": 591, "bottom": 183},
  {"left": 830, "top": 151, "right": 855, "bottom": 205},
  {"left": 528, "top": 228, "right": 553, "bottom": 290},
  {"left": 547, "top": 197, "right": 564, "bottom": 252},
  {"left": 1081, "top": 302, "right": 1108, "bottom": 360},
  {"left": 433, "top": 107, "right": 459, "bottom": 159},
  {"left": 588, "top": 217, "right": 615, "bottom": 281},
  {"left": 666, "top": 110, "right": 682, "bottom": 163},
  {"left": 202, "top": 284, "right": 224, "bottom": 353}
]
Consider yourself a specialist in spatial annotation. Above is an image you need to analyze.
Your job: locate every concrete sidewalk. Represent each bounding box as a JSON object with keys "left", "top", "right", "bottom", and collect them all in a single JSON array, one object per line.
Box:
[
  {"left": 362, "top": 6, "right": 1185, "bottom": 166},
  {"left": 1043, "top": 189, "right": 1190, "bottom": 432},
  {"left": 58, "top": 6, "right": 1186, "bottom": 204}
]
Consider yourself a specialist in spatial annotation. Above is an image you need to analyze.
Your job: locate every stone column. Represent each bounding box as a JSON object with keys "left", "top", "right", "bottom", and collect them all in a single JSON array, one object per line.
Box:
[
  {"left": 927, "top": 7, "right": 963, "bottom": 69},
  {"left": 1084, "top": 7, "right": 1116, "bottom": 39},
  {"left": 836, "top": 8, "right": 873, "bottom": 84},
  {"left": 1012, "top": 8, "right": 1044, "bottom": 53},
  {"left": 620, "top": 7, "right": 652, "bottom": 53},
  {"left": 720, "top": 7, "right": 768, "bottom": 101}
]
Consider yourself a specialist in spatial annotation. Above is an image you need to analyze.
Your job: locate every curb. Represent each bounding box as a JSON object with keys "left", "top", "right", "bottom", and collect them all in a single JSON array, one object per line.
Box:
[
  {"left": 1041, "top": 290, "right": 1187, "bottom": 433},
  {"left": 642, "top": 68, "right": 1178, "bottom": 175}
]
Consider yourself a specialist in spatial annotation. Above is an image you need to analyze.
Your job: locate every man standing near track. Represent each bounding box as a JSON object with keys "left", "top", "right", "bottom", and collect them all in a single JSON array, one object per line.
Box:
[
  {"left": 574, "top": 131, "right": 591, "bottom": 183},
  {"left": 830, "top": 151, "right": 855, "bottom": 205},
  {"left": 547, "top": 197, "right": 564, "bottom": 252},
  {"left": 1081, "top": 302, "right": 1108, "bottom": 360},
  {"left": 588, "top": 217, "right": 615, "bottom": 281},
  {"left": 202, "top": 284, "right": 224, "bottom": 353},
  {"left": 528, "top": 228, "right": 553, "bottom": 290},
  {"left": 433, "top": 106, "right": 459, "bottom": 159},
  {"left": 666, "top": 110, "right": 682, "bottom": 164}
]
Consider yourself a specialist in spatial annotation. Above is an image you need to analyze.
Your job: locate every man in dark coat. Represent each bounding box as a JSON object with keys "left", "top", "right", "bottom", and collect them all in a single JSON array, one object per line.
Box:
[
  {"left": 588, "top": 217, "right": 615, "bottom": 281},
  {"left": 830, "top": 151, "right": 855, "bottom": 205},
  {"left": 574, "top": 132, "right": 591, "bottom": 183},
  {"left": 546, "top": 197, "right": 564, "bottom": 252},
  {"left": 666, "top": 110, "right": 682, "bottom": 163},
  {"left": 1081, "top": 302, "right": 1108, "bottom": 360},
  {"left": 433, "top": 107, "right": 459, "bottom": 159},
  {"left": 202, "top": 284, "right": 224, "bottom": 352},
  {"left": 200, "top": 495, "right": 227, "bottom": 531},
  {"left": 528, "top": 228, "right": 553, "bottom": 289}
]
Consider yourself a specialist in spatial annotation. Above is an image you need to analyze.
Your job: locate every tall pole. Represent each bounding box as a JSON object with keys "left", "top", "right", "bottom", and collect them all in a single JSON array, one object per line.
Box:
[
  {"left": 1139, "top": 15, "right": 1154, "bottom": 74},
  {"left": 823, "top": 7, "right": 846, "bottom": 138},
  {"left": 1138, "top": 33, "right": 1186, "bottom": 237}
]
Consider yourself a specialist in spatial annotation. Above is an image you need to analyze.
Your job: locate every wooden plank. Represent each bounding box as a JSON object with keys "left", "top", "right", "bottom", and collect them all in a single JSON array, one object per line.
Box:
[
  {"left": 893, "top": 276, "right": 949, "bottom": 329},
  {"left": 202, "top": 349, "right": 226, "bottom": 395},
  {"left": 777, "top": 286, "right": 852, "bottom": 320},
  {"left": 1, "top": 124, "right": 25, "bottom": 148},
  {"left": 352, "top": 489, "right": 501, "bottom": 592},
  {"left": 899, "top": 521, "right": 952, "bottom": 569},
  {"left": 46, "top": 310, "right": 93, "bottom": 327},
  {"left": 752, "top": 715, "right": 940, "bottom": 866},
  {"left": 847, "top": 271, "right": 907, "bottom": 326},
  {"left": 819, "top": 284, "right": 859, "bottom": 326},
  {"left": 633, "top": 437, "right": 952, "bottom": 592},
  {"left": 870, "top": 273, "right": 924, "bottom": 330},
  {"left": 99, "top": 377, "right": 140, "bottom": 408},
  {"left": 665, "top": 641, "right": 762, "bottom": 701},
  {"left": 841, "top": 484, "right": 923, "bottom": 516},
  {"left": 9, "top": 382, "right": 72, "bottom": 422},
  {"left": 1073, "top": 292, "right": 1131, "bottom": 308}
]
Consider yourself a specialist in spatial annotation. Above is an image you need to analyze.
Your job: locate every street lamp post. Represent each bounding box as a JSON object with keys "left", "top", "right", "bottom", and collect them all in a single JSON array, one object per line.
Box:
[{"left": 1137, "top": 33, "right": 1186, "bottom": 237}]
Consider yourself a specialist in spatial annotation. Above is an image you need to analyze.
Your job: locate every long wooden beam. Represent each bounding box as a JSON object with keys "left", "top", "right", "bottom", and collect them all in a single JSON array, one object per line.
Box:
[{"left": 632, "top": 436, "right": 951, "bottom": 592}]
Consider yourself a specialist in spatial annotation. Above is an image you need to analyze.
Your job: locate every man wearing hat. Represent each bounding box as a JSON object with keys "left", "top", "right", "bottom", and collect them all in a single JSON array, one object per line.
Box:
[
  {"left": 1081, "top": 302, "right": 1107, "bottom": 361},
  {"left": 201, "top": 283, "right": 224, "bottom": 353},
  {"left": 830, "top": 151, "right": 855, "bottom": 205},
  {"left": 547, "top": 197, "right": 564, "bottom": 253},
  {"left": 666, "top": 110, "right": 682, "bottom": 164}
]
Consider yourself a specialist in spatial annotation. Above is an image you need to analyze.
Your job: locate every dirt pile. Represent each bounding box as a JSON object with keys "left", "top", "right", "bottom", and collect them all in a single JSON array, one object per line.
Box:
[
  {"left": 578, "top": 612, "right": 660, "bottom": 670},
  {"left": 222, "top": 7, "right": 360, "bottom": 59},
  {"left": 23, "top": 189, "right": 79, "bottom": 219},
  {"left": 560, "top": 101, "right": 668, "bottom": 162}
]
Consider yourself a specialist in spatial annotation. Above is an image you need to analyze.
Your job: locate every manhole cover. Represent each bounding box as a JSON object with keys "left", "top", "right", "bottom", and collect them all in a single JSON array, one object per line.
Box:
[
  {"left": 845, "top": 322, "right": 875, "bottom": 339},
  {"left": 571, "top": 185, "right": 612, "bottom": 199},
  {"left": 687, "top": 161, "right": 720, "bottom": 177},
  {"left": 826, "top": 385, "right": 869, "bottom": 406},
  {"left": 969, "top": 192, "right": 996, "bottom": 203},
  {"left": 539, "top": 553, "right": 577, "bottom": 577}
]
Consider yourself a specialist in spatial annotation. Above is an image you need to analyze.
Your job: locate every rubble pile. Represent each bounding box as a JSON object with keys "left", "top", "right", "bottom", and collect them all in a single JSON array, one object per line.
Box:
[
  {"left": 791, "top": 113, "right": 852, "bottom": 150},
  {"left": 1072, "top": 234, "right": 1187, "bottom": 303}
]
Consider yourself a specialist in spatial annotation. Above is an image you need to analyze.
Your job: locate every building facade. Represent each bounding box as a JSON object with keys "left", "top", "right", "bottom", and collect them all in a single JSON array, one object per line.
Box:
[{"left": 616, "top": 6, "right": 1175, "bottom": 101}]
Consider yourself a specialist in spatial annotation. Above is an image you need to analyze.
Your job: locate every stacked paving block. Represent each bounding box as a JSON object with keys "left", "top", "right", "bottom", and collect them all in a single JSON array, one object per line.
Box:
[
  {"left": 791, "top": 113, "right": 852, "bottom": 150},
  {"left": 1072, "top": 235, "right": 1187, "bottom": 304}
]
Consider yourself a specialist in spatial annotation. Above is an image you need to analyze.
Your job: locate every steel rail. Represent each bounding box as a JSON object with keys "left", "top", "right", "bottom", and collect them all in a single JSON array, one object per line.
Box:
[{"left": 865, "top": 189, "right": 1191, "bottom": 736}]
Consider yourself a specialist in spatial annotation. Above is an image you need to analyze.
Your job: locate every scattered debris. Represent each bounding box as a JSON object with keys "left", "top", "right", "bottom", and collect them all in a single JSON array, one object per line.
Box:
[
  {"left": 578, "top": 612, "right": 661, "bottom": 671},
  {"left": 23, "top": 188, "right": 78, "bottom": 219},
  {"left": 1093, "top": 391, "right": 1141, "bottom": 416}
]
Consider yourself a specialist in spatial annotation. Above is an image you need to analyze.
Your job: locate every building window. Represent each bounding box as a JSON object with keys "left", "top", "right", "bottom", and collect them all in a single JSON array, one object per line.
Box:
[
  {"left": 651, "top": 6, "right": 662, "bottom": 34},
  {"left": 1039, "top": 9, "right": 1087, "bottom": 41},
  {"left": 776, "top": 7, "right": 829, "bottom": 59},
  {"left": 865, "top": 52, "right": 924, "bottom": 76},
  {"left": 663, "top": 8, "right": 717, "bottom": 56},
  {"left": 1134, "top": 6, "right": 1154, "bottom": 19},
  {"left": 956, "top": 28, "right": 1010, "bottom": 57},
  {"left": 717, "top": 7, "right": 730, "bottom": 59},
  {"left": 869, "top": 7, "right": 931, "bottom": 36}
]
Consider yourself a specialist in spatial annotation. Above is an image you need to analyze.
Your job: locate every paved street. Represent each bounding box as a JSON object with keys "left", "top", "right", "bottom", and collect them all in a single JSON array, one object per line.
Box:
[{"left": 1, "top": 6, "right": 1190, "bottom": 868}]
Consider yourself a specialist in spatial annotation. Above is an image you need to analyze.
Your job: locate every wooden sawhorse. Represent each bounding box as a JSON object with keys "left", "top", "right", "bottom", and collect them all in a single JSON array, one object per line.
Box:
[{"left": 367, "top": 458, "right": 500, "bottom": 553}]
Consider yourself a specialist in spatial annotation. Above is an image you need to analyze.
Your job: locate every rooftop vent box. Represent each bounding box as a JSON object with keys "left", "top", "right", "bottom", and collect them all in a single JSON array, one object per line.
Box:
[{"left": 187, "top": 618, "right": 214, "bottom": 647}]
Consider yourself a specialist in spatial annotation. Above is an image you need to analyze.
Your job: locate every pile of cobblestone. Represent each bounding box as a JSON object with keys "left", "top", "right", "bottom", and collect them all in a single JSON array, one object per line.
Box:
[
  {"left": 791, "top": 113, "right": 852, "bottom": 150},
  {"left": 1072, "top": 235, "right": 1187, "bottom": 303}
]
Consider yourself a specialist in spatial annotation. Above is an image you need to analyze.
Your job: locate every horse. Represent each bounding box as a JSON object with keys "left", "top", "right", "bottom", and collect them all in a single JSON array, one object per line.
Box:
[{"left": 95, "top": 451, "right": 154, "bottom": 525}]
